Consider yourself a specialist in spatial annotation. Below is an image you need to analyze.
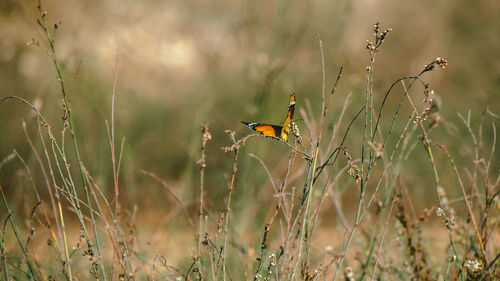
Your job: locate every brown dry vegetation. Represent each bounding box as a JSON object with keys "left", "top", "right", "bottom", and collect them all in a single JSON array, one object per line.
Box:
[{"left": 0, "top": 0, "right": 499, "bottom": 280}]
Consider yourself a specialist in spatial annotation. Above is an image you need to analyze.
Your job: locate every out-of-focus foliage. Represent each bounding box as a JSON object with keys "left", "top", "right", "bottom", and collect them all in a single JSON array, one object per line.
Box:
[
  {"left": 1, "top": 1, "right": 499, "bottom": 279},
  {"left": 0, "top": 0, "right": 498, "bottom": 211}
]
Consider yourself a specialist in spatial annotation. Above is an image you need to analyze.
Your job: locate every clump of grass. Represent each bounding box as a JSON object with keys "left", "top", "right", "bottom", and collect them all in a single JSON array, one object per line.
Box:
[{"left": 0, "top": 4, "right": 498, "bottom": 281}]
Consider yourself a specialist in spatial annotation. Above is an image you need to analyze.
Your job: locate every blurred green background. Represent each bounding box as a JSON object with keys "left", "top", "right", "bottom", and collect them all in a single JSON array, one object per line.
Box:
[{"left": 0, "top": 0, "right": 498, "bottom": 225}]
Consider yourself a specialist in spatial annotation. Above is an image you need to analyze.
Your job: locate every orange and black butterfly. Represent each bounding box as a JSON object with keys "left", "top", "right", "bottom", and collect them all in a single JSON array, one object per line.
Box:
[{"left": 241, "top": 93, "right": 295, "bottom": 142}]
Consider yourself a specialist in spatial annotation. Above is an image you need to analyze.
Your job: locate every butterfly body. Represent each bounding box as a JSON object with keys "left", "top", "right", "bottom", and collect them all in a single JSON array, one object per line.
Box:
[{"left": 241, "top": 93, "right": 295, "bottom": 142}]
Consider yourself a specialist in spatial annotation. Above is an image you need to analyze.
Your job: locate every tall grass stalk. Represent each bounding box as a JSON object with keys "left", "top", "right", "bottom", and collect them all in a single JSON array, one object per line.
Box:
[
  {"left": 333, "top": 24, "right": 397, "bottom": 281},
  {"left": 0, "top": 237, "right": 9, "bottom": 280},
  {"left": 290, "top": 35, "right": 344, "bottom": 280},
  {"left": 34, "top": 119, "right": 73, "bottom": 274},
  {"left": 397, "top": 80, "right": 465, "bottom": 280},
  {"left": 222, "top": 131, "right": 240, "bottom": 281},
  {"left": 0, "top": 185, "right": 36, "bottom": 280},
  {"left": 104, "top": 43, "right": 122, "bottom": 281},
  {"left": 22, "top": 120, "right": 63, "bottom": 251},
  {"left": 356, "top": 76, "right": 424, "bottom": 280},
  {"left": 369, "top": 184, "right": 401, "bottom": 280},
  {"left": 1, "top": 96, "right": 73, "bottom": 279},
  {"left": 197, "top": 123, "right": 210, "bottom": 279},
  {"left": 1, "top": 11, "right": 498, "bottom": 280},
  {"left": 35, "top": 4, "right": 105, "bottom": 278}
]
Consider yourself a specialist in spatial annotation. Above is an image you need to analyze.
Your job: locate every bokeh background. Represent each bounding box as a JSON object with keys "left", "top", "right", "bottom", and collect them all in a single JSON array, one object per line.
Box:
[{"left": 0, "top": 0, "right": 499, "bottom": 272}]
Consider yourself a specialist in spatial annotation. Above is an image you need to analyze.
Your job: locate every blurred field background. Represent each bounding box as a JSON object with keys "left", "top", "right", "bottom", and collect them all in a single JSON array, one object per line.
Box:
[{"left": 0, "top": 0, "right": 499, "bottom": 280}]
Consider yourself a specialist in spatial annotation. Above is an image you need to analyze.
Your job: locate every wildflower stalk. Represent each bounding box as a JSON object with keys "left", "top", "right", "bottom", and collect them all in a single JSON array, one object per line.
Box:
[
  {"left": 368, "top": 185, "right": 401, "bottom": 280},
  {"left": 36, "top": 4, "right": 107, "bottom": 278},
  {"left": 0, "top": 186, "right": 36, "bottom": 280},
  {"left": 422, "top": 139, "right": 464, "bottom": 281},
  {"left": 333, "top": 23, "right": 392, "bottom": 281},
  {"left": 290, "top": 36, "right": 344, "bottom": 278},
  {"left": 103, "top": 43, "right": 122, "bottom": 281},
  {"left": 359, "top": 56, "right": 449, "bottom": 280},
  {"left": 222, "top": 131, "right": 240, "bottom": 281},
  {"left": 22, "top": 121, "right": 62, "bottom": 252},
  {"left": 57, "top": 199, "right": 72, "bottom": 280},
  {"left": 0, "top": 237, "right": 9, "bottom": 280},
  {"left": 290, "top": 150, "right": 319, "bottom": 281},
  {"left": 335, "top": 35, "right": 377, "bottom": 281},
  {"left": 431, "top": 142, "right": 485, "bottom": 256},
  {"left": 197, "top": 123, "right": 210, "bottom": 279},
  {"left": 395, "top": 75, "right": 464, "bottom": 280},
  {"left": 357, "top": 77, "right": 423, "bottom": 280}
]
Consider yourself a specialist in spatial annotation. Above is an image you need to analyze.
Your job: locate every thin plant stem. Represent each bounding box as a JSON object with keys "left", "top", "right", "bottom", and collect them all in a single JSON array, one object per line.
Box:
[
  {"left": 369, "top": 185, "right": 400, "bottom": 280},
  {"left": 289, "top": 41, "right": 344, "bottom": 278},
  {"left": 38, "top": 123, "right": 72, "bottom": 281},
  {"left": 0, "top": 95, "right": 94, "bottom": 280},
  {"left": 37, "top": 7, "right": 99, "bottom": 272},
  {"left": 339, "top": 66, "right": 431, "bottom": 281},
  {"left": 332, "top": 59, "right": 376, "bottom": 281},
  {"left": 357, "top": 77, "right": 423, "bottom": 280},
  {"left": 337, "top": 50, "right": 376, "bottom": 281},
  {"left": 12, "top": 148, "right": 53, "bottom": 240},
  {"left": 111, "top": 44, "right": 120, "bottom": 222},
  {"left": 422, "top": 137, "right": 464, "bottom": 280},
  {"left": 222, "top": 132, "right": 240, "bottom": 281},
  {"left": 197, "top": 123, "right": 210, "bottom": 280},
  {"left": 402, "top": 82, "right": 465, "bottom": 281},
  {"left": 104, "top": 43, "right": 121, "bottom": 280},
  {"left": 22, "top": 120, "right": 62, "bottom": 249},
  {"left": 40, "top": 5, "right": 112, "bottom": 277},
  {"left": 0, "top": 237, "right": 9, "bottom": 281},
  {"left": 307, "top": 105, "right": 367, "bottom": 263},
  {"left": 140, "top": 170, "right": 195, "bottom": 229},
  {"left": 84, "top": 171, "right": 123, "bottom": 270},
  {"left": 290, "top": 150, "right": 318, "bottom": 281},
  {"left": 431, "top": 141, "right": 485, "bottom": 257},
  {"left": 332, "top": 186, "right": 364, "bottom": 281},
  {"left": 0, "top": 186, "right": 36, "bottom": 280}
]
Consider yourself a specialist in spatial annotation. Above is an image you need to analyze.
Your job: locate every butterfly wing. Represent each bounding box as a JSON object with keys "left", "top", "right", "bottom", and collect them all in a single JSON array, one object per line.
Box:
[
  {"left": 241, "top": 93, "right": 295, "bottom": 142},
  {"left": 280, "top": 93, "right": 295, "bottom": 141},
  {"left": 241, "top": 122, "right": 283, "bottom": 140}
]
